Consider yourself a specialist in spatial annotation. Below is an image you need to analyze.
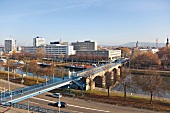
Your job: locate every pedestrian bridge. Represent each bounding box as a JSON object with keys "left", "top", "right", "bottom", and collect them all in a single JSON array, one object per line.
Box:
[{"left": 0, "top": 62, "right": 124, "bottom": 106}]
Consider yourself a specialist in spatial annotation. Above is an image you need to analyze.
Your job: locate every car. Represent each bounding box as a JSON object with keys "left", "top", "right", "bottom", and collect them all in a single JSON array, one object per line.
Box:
[
  {"left": 51, "top": 93, "right": 62, "bottom": 98},
  {"left": 48, "top": 102, "right": 67, "bottom": 108}
]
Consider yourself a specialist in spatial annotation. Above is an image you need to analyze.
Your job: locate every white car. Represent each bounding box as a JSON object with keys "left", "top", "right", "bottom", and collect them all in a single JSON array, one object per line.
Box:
[{"left": 51, "top": 93, "right": 62, "bottom": 98}]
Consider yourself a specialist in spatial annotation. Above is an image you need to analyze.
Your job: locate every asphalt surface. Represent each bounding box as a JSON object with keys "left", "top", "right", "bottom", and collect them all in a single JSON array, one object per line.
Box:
[{"left": 0, "top": 79, "right": 167, "bottom": 113}]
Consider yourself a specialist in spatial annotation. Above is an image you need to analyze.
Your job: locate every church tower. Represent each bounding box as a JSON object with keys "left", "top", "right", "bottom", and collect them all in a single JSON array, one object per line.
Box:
[{"left": 166, "top": 36, "right": 170, "bottom": 48}]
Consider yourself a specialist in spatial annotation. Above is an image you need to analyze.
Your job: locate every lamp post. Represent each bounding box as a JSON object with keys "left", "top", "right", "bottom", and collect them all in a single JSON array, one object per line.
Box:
[
  {"left": 82, "top": 84, "right": 85, "bottom": 96},
  {"left": 58, "top": 96, "right": 61, "bottom": 113},
  {"left": 46, "top": 75, "right": 47, "bottom": 85},
  {"left": 1, "top": 91, "right": 2, "bottom": 101},
  {"left": 68, "top": 86, "right": 70, "bottom": 94},
  {"left": 8, "top": 64, "right": 11, "bottom": 91},
  {"left": 27, "top": 100, "right": 29, "bottom": 113}
]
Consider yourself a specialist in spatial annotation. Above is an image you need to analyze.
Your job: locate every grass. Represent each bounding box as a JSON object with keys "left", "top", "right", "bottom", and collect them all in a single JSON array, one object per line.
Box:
[
  {"left": 0, "top": 70, "right": 45, "bottom": 86},
  {"left": 1, "top": 69, "right": 170, "bottom": 112}
]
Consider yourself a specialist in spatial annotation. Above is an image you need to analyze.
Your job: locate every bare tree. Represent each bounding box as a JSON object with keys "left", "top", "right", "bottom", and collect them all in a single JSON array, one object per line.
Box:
[
  {"left": 134, "top": 68, "right": 166, "bottom": 104},
  {"left": 118, "top": 67, "right": 132, "bottom": 101},
  {"left": 105, "top": 71, "right": 114, "bottom": 97}
]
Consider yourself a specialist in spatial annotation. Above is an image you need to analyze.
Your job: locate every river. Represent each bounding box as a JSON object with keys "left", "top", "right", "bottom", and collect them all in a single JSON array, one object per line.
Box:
[{"left": 113, "top": 74, "right": 170, "bottom": 98}]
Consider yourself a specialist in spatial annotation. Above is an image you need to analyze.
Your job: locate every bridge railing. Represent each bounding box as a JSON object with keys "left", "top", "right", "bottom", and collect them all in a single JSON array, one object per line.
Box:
[{"left": 0, "top": 78, "right": 72, "bottom": 103}]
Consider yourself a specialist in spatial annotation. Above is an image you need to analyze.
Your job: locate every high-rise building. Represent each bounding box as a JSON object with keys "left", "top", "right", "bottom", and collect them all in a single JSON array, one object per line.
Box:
[
  {"left": 71, "top": 40, "right": 97, "bottom": 50},
  {"left": 33, "top": 36, "right": 46, "bottom": 47},
  {"left": 4, "top": 39, "right": 17, "bottom": 53}
]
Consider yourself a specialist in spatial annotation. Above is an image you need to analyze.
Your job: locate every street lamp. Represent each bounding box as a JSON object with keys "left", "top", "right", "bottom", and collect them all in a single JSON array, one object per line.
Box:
[
  {"left": 82, "top": 84, "right": 85, "bottom": 96},
  {"left": 8, "top": 66, "right": 10, "bottom": 91},
  {"left": 58, "top": 96, "right": 61, "bottom": 113},
  {"left": 27, "top": 100, "right": 29, "bottom": 113},
  {"left": 68, "top": 86, "right": 70, "bottom": 94}
]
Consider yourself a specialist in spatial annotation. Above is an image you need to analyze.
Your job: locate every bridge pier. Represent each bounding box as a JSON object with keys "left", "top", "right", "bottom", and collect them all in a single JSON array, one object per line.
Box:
[
  {"left": 117, "top": 68, "right": 121, "bottom": 80},
  {"left": 85, "top": 78, "right": 95, "bottom": 90},
  {"left": 102, "top": 76, "right": 105, "bottom": 88}
]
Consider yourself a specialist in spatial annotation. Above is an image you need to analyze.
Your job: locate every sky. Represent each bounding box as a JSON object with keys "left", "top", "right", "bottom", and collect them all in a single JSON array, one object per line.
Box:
[{"left": 0, "top": 0, "right": 170, "bottom": 46}]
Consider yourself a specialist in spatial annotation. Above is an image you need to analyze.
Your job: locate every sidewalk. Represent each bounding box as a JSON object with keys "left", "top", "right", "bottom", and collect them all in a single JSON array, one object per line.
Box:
[{"left": 0, "top": 106, "right": 35, "bottom": 113}]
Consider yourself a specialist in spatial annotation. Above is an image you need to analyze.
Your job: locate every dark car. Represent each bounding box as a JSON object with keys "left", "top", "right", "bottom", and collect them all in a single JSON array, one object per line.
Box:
[{"left": 48, "top": 102, "right": 67, "bottom": 108}]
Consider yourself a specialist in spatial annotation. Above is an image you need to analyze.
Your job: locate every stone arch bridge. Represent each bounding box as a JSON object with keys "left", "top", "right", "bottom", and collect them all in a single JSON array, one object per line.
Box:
[{"left": 76, "top": 63, "right": 125, "bottom": 90}]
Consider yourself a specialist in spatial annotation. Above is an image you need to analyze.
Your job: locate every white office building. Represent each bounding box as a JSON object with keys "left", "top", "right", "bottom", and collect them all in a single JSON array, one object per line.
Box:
[
  {"left": 23, "top": 44, "right": 75, "bottom": 57},
  {"left": 71, "top": 40, "right": 97, "bottom": 50},
  {"left": 76, "top": 50, "right": 121, "bottom": 61},
  {"left": 4, "top": 39, "right": 17, "bottom": 53},
  {"left": 33, "top": 36, "right": 46, "bottom": 47}
]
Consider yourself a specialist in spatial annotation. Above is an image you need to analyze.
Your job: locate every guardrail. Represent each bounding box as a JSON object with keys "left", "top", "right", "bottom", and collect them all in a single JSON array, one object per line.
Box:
[
  {"left": 12, "top": 103, "right": 70, "bottom": 113},
  {"left": 0, "top": 78, "right": 73, "bottom": 105}
]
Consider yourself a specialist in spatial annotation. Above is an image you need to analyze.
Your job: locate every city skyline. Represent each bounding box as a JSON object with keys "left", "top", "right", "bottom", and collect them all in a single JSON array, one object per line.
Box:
[{"left": 0, "top": 0, "right": 170, "bottom": 46}]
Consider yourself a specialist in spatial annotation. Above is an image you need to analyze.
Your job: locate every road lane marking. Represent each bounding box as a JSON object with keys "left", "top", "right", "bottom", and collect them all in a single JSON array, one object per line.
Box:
[
  {"left": 71, "top": 110, "right": 83, "bottom": 113},
  {"left": 32, "top": 97, "right": 110, "bottom": 113},
  {"left": 68, "top": 104, "right": 110, "bottom": 113}
]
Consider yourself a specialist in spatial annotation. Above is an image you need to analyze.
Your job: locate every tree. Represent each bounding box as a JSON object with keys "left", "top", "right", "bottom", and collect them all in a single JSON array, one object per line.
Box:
[
  {"left": 86, "top": 52, "right": 92, "bottom": 62},
  {"left": 119, "top": 67, "right": 133, "bottom": 101},
  {"left": 131, "top": 51, "right": 161, "bottom": 69},
  {"left": 8, "top": 60, "right": 19, "bottom": 79},
  {"left": 105, "top": 71, "right": 114, "bottom": 97},
  {"left": 36, "top": 47, "right": 46, "bottom": 60},
  {"left": 157, "top": 47, "right": 170, "bottom": 68},
  {"left": 134, "top": 69, "right": 166, "bottom": 104},
  {"left": 28, "top": 60, "right": 40, "bottom": 82},
  {"left": 119, "top": 47, "right": 131, "bottom": 58},
  {"left": 12, "top": 50, "right": 19, "bottom": 60}
]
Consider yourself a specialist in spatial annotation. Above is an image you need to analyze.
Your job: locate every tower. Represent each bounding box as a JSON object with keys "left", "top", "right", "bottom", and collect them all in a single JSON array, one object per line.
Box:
[
  {"left": 4, "top": 38, "right": 17, "bottom": 53},
  {"left": 136, "top": 41, "right": 139, "bottom": 49},
  {"left": 166, "top": 36, "right": 170, "bottom": 48},
  {"left": 156, "top": 38, "right": 158, "bottom": 48},
  {"left": 33, "top": 36, "right": 45, "bottom": 47}
]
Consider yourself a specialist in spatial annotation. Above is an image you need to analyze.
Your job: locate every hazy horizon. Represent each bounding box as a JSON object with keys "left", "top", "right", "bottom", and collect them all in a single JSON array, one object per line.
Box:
[{"left": 0, "top": 0, "right": 170, "bottom": 46}]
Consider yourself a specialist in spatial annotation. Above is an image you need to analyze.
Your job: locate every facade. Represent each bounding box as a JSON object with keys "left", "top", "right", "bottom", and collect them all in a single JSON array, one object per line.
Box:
[
  {"left": 23, "top": 44, "right": 75, "bottom": 57},
  {"left": 33, "top": 36, "right": 46, "bottom": 47},
  {"left": 4, "top": 39, "right": 17, "bottom": 53},
  {"left": 76, "top": 50, "right": 121, "bottom": 61},
  {"left": 71, "top": 40, "right": 97, "bottom": 50},
  {"left": 139, "top": 48, "right": 159, "bottom": 54}
]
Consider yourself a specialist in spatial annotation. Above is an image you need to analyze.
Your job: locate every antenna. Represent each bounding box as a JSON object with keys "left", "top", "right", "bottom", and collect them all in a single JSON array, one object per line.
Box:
[{"left": 156, "top": 38, "right": 158, "bottom": 48}]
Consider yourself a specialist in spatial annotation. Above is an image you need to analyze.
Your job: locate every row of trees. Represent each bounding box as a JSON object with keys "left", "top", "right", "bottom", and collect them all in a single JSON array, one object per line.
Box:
[
  {"left": 6, "top": 48, "right": 110, "bottom": 63},
  {"left": 0, "top": 59, "right": 67, "bottom": 83},
  {"left": 104, "top": 67, "right": 166, "bottom": 104},
  {"left": 119, "top": 47, "right": 170, "bottom": 69}
]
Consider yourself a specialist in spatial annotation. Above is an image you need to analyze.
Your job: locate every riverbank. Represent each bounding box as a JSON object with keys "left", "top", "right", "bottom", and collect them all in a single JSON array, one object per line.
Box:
[
  {"left": 0, "top": 70, "right": 45, "bottom": 86},
  {"left": 70, "top": 89, "right": 170, "bottom": 112},
  {"left": 131, "top": 69, "right": 170, "bottom": 76}
]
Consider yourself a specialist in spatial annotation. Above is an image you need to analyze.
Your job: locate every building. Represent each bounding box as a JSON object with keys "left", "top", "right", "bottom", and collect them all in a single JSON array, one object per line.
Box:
[
  {"left": 4, "top": 39, "right": 17, "bottom": 53},
  {"left": 71, "top": 40, "right": 97, "bottom": 50},
  {"left": 139, "top": 48, "right": 159, "bottom": 54},
  {"left": 23, "top": 43, "right": 75, "bottom": 57},
  {"left": 76, "top": 50, "right": 121, "bottom": 61},
  {"left": 33, "top": 36, "right": 46, "bottom": 47}
]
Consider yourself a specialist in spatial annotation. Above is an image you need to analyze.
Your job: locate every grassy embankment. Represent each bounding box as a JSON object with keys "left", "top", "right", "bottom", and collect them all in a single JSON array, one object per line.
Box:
[
  {"left": 1, "top": 68, "right": 170, "bottom": 112},
  {"left": 0, "top": 70, "right": 45, "bottom": 86}
]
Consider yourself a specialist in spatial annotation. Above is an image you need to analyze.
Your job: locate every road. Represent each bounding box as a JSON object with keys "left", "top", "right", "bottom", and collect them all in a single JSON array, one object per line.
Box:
[
  {"left": 0, "top": 79, "right": 165, "bottom": 113},
  {"left": 18, "top": 93, "right": 163, "bottom": 113}
]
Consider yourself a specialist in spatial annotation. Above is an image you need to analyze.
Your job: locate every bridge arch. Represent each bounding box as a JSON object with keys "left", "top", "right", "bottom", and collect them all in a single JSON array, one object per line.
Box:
[{"left": 93, "top": 76, "right": 102, "bottom": 88}]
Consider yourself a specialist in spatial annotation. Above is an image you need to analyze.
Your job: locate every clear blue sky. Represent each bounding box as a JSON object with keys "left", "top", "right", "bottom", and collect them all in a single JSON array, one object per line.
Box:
[{"left": 0, "top": 0, "right": 170, "bottom": 46}]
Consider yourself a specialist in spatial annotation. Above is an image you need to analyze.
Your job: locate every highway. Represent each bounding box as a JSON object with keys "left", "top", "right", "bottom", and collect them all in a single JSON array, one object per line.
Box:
[{"left": 0, "top": 79, "right": 165, "bottom": 113}]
